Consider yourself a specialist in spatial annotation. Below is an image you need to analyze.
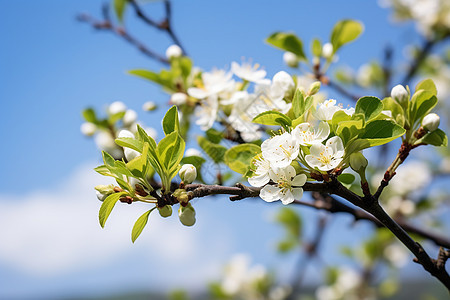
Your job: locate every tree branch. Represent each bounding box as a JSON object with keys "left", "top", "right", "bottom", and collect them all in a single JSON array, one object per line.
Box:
[
  {"left": 127, "top": 0, "right": 187, "bottom": 55},
  {"left": 77, "top": 11, "right": 169, "bottom": 64}
]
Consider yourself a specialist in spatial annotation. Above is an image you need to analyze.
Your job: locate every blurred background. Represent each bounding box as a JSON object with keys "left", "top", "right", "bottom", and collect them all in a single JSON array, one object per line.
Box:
[{"left": 1, "top": 0, "right": 449, "bottom": 299}]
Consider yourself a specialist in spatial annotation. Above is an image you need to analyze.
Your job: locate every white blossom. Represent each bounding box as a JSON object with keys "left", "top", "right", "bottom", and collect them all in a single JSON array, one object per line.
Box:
[
  {"left": 188, "top": 69, "right": 235, "bottom": 99},
  {"left": 305, "top": 136, "right": 344, "bottom": 171},
  {"left": 231, "top": 61, "right": 267, "bottom": 82},
  {"left": 314, "top": 99, "right": 342, "bottom": 121},
  {"left": 261, "top": 132, "right": 300, "bottom": 168},
  {"left": 391, "top": 84, "right": 409, "bottom": 104},
  {"left": 95, "top": 131, "right": 122, "bottom": 159},
  {"left": 185, "top": 148, "right": 202, "bottom": 157},
  {"left": 195, "top": 95, "right": 219, "bottom": 130},
  {"left": 248, "top": 156, "right": 271, "bottom": 187},
  {"left": 322, "top": 42, "right": 334, "bottom": 58},
  {"left": 118, "top": 130, "right": 140, "bottom": 161},
  {"left": 142, "top": 101, "right": 157, "bottom": 111},
  {"left": 260, "top": 165, "right": 307, "bottom": 205},
  {"left": 291, "top": 122, "right": 330, "bottom": 146}
]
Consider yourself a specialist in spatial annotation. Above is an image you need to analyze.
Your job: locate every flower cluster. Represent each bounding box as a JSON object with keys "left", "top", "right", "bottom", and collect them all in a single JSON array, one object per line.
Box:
[{"left": 247, "top": 98, "right": 352, "bottom": 205}]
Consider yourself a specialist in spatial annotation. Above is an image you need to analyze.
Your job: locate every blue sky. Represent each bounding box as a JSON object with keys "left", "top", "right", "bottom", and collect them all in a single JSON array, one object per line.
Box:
[{"left": 0, "top": 0, "right": 437, "bottom": 298}]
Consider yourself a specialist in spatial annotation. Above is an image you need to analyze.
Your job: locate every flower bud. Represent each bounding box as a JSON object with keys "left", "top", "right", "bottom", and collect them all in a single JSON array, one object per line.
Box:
[
  {"left": 185, "top": 148, "right": 202, "bottom": 157},
  {"left": 158, "top": 205, "right": 173, "bottom": 218},
  {"left": 170, "top": 93, "right": 188, "bottom": 105},
  {"left": 108, "top": 101, "right": 127, "bottom": 115},
  {"left": 142, "top": 101, "right": 157, "bottom": 111},
  {"left": 322, "top": 43, "right": 333, "bottom": 59},
  {"left": 80, "top": 122, "right": 97, "bottom": 136},
  {"left": 165, "top": 44, "right": 182, "bottom": 59},
  {"left": 421, "top": 113, "right": 440, "bottom": 132},
  {"left": 178, "top": 203, "right": 196, "bottom": 226},
  {"left": 349, "top": 152, "right": 368, "bottom": 173},
  {"left": 390, "top": 85, "right": 409, "bottom": 105},
  {"left": 283, "top": 51, "right": 299, "bottom": 68},
  {"left": 179, "top": 164, "right": 197, "bottom": 183},
  {"left": 95, "top": 184, "right": 115, "bottom": 201},
  {"left": 308, "top": 81, "right": 321, "bottom": 95},
  {"left": 123, "top": 109, "right": 137, "bottom": 126}
]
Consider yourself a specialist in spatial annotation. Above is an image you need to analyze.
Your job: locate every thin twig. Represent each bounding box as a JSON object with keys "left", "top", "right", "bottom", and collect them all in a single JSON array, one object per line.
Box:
[{"left": 77, "top": 12, "right": 169, "bottom": 64}]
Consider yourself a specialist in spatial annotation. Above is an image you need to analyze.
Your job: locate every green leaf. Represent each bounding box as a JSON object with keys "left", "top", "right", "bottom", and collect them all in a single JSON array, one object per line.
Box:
[
  {"left": 409, "top": 90, "right": 437, "bottom": 127},
  {"left": 205, "top": 128, "right": 223, "bottom": 144},
  {"left": 128, "top": 69, "right": 173, "bottom": 89},
  {"left": 94, "top": 165, "right": 114, "bottom": 177},
  {"left": 158, "top": 132, "right": 185, "bottom": 175},
  {"left": 115, "top": 137, "right": 144, "bottom": 153},
  {"left": 359, "top": 120, "right": 406, "bottom": 147},
  {"left": 330, "top": 19, "right": 364, "bottom": 52},
  {"left": 415, "top": 78, "right": 437, "bottom": 96},
  {"left": 355, "top": 96, "right": 383, "bottom": 122},
  {"left": 277, "top": 239, "right": 298, "bottom": 253},
  {"left": 337, "top": 173, "right": 355, "bottom": 184},
  {"left": 113, "top": 0, "right": 127, "bottom": 23},
  {"left": 197, "top": 136, "right": 227, "bottom": 164},
  {"left": 102, "top": 151, "right": 116, "bottom": 166},
  {"left": 82, "top": 108, "right": 97, "bottom": 123},
  {"left": 266, "top": 32, "right": 306, "bottom": 60},
  {"left": 292, "top": 89, "right": 305, "bottom": 118},
  {"left": 224, "top": 144, "right": 261, "bottom": 174},
  {"left": 162, "top": 105, "right": 180, "bottom": 135},
  {"left": 127, "top": 143, "right": 149, "bottom": 178},
  {"left": 99, "top": 192, "right": 126, "bottom": 228},
  {"left": 331, "top": 110, "right": 352, "bottom": 126},
  {"left": 109, "top": 111, "right": 125, "bottom": 124},
  {"left": 417, "top": 129, "right": 448, "bottom": 147},
  {"left": 382, "top": 97, "right": 404, "bottom": 124},
  {"left": 131, "top": 208, "right": 155, "bottom": 243},
  {"left": 275, "top": 207, "right": 302, "bottom": 238},
  {"left": 253, "top": 111, "right": 292, "bottom": 126},
  {"left": 311, "top": 38, "right": 322, "bottom": 57}
]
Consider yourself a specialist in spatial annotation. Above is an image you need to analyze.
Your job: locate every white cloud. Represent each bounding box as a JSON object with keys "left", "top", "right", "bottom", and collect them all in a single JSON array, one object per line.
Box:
[{"left": 0, "top": 163, "right": 234, "bottom": 288}]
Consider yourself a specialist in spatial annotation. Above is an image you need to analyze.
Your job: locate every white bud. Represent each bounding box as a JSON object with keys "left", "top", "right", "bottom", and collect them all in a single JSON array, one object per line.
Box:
[
  {"left": 422, "top": 113, "right": 440, "bottom": 132},
  {"left": 185, "top": 148, "right": 202, "bottom": 157},
  {"left": 165, "top": 44, "right": 182, "bottom": 59},
  {"left": 308, "top": 81, "right": 321, "bottom": 95},
  {"left": 95, "top": 184, "right": 115, "bottom": 201},
  {"left": 108, "top": 101, "right": 127, "bottom": 115},
  {"left": 349, "top": 152, "right": 368, "bottom": 173},
  {"left": 80, "top": 122, "right": 97, "bottom": 136},
  {"left": 179, "top": 164, "right": 197, "bottom": 183},
  {"left": 272, "top": 71, "right": 295, "bottom": 92},
  {"left": 178, "top": 203, "right": 196, "bottom": 226},
  {"left": 123, "top": 109, "right": 137, "bottom": 126},
  {"left": 170, "top": 93, "right": 188, "bottom": 105},
  {"left": 118, "top": 129, "right": 134, "bottom": 138},
  {"left": 142, "top": 101, "right": 157, "bottom": 111},
  {"left": 322, "top": 43, "right": 333, "bottom": 58},
  {"left": 391, "top": 85, "right": 409, "bottom": 104},
  {"left": 283, "top": 51, "right": 299, "bottom": 68}
]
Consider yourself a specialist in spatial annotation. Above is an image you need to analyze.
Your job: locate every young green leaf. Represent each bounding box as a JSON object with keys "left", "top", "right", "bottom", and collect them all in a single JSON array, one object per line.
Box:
[
  {"left": 99, "top": 192, "right": 126, "bottom": 228},
  {"left": 417, "top": 129, "right": 448, "bottom": 147},
  {"left": 252, "top": 111, "right": 292, "bottom": 126},
  {"left": 224, "top": 144, "right": 261, "bottom": 174},
  {"left": 311, "top": 38, "right": 322, "bottom": 57},
  {"left": 127, "top": 142, "right": 149, "bottom": 178},
  {"left": 358, "top": 120, "right": 406, "bottom": 147},
  {"left": 355, "top": 96, "right": 383, "bottom": 122},
  {"left": 292, "top": 89, "right": 305, "bottom": 118},
  {"left": 275, "top": 207, "right": 302, "bottom": 238},
  {"left": 162, "top": 105, "right": 180, "bottom": 135},
  {"left": 415, "top": 78, "right": 437, "bottom": 96},
  {"left": 337, "top": 173, "right": 355, "bottom": 185},
  {"left": 113, "top": 0, "right": 127, "bottom": 23},
  {"left": 102, "top": 151, "right": 116, "bottom": 166},
  {"left": 330, "top": 19, "right": 364, "bottom": 52},
  {"left": 115, "top": 137, "right": 144, "bottom": 153},
  {"left": 197, "top": 136, "right": 227, "bottom": 164},
  {"left": 409, "top": 91, "right": 437, "bottom": 127},
  {"left": 131, "top": 208, "right": 155, "bottom": 243},
  {"left": 82, "top": 108, "right": 97, "bottom": 123},
  {"left": 266, "top": 32, "right": 306, "bottom": 60}
]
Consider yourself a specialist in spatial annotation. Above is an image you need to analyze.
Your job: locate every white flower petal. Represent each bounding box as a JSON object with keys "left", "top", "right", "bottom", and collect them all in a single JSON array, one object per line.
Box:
[
  {"left": 260, "top": 185, "right": 281, "bottom": 202},
  {"left": 291, "top": 188, "right": 304, "bottom": 201},
  {"left": 291, "top": 174, "right": 307, "bottom": 186},
  {"left": 248, "top": 173, "right": 270, "bottom": 187}
]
